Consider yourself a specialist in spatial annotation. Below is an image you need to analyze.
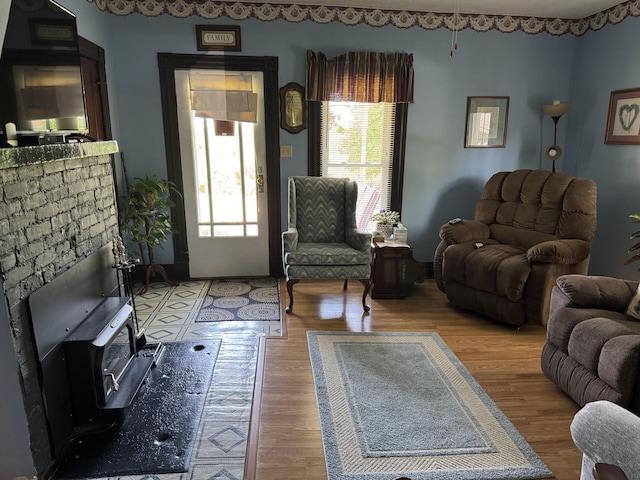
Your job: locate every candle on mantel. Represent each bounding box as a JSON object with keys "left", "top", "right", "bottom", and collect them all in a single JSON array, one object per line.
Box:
[{"left": 4, "top": 122, "right": 17, "bottom": 147}]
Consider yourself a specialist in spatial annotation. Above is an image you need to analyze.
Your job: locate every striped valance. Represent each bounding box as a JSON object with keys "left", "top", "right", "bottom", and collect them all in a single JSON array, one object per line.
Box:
[{"left": 306, "top": 51, "right": 414, "bottom": 103}]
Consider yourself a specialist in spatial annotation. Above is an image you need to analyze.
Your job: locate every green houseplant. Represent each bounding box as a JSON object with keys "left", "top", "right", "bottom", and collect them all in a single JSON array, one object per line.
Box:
[
  {"left": 119, "top": 175, "right": 182, "bottom": 293},
  {"left": 370, "top": 209, "right": 400, "bottom": 240},
  {"left": 370, "top": 209, "right": 400, "bottom": 225},
  {"left": 625, "top": 213, "right": 640, "bottom": 269}
]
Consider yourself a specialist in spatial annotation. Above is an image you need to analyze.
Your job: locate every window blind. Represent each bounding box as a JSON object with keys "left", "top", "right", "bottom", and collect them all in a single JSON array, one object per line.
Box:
[{"left": 320, "top": 101, "right": 395, "bottom": 230}]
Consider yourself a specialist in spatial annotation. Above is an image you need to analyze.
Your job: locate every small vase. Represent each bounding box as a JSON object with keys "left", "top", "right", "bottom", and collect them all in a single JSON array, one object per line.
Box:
[{"left": 376, "top": 223, "right": 394, "bottom": 240}]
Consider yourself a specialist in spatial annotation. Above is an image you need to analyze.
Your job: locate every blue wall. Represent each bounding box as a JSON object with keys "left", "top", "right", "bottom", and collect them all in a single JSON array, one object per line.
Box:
[
  {"left": 567, "top": 18, "right": 640, "bottom": 279},
  {"left": 58, "top": 3, "right": 636, "bottom": 277}
]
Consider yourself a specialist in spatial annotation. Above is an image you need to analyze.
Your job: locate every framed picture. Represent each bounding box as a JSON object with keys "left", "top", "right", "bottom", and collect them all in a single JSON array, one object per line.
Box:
[
  {"left": 605, "top": 87, "right": 640, "bottom": 144},
  {"left": 196, "top": 25, "right": 241, "bottom": 51},
  {"left": 464, "top": 96, "right": 510, "bottom": 148},
  {"left": 279, "top": 82, "right": 306, "bottom": 134},
  {"left": 29, "top": 18, "right": 77, "bottom": 47}
]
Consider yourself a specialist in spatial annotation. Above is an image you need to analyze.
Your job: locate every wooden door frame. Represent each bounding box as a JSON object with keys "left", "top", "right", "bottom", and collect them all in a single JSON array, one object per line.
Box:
[
  {"left": 78, "top": 37, "right": 113, "bottom": 140},
  {"left": 157, "top": 53, "right": 282, "bottom": 278}
]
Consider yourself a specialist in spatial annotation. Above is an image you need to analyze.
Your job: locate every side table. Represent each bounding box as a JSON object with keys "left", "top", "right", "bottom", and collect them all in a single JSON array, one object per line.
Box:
[{"left": 371, "top": 240, "right": 425, "bottom": 299}]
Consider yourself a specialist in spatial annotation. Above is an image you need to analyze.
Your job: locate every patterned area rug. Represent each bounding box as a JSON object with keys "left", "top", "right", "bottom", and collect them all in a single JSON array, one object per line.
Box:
[
  {"left": 307, "top": 331, "right": 553, "bottom": 480},
  {"left": 195, "top": 277, "right": 280, "bottom": 322}
]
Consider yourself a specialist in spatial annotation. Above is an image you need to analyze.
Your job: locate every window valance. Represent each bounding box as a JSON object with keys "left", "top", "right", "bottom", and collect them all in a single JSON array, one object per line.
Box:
[{"left": 306, "top": 50, "right": 414, "bottom": 103}]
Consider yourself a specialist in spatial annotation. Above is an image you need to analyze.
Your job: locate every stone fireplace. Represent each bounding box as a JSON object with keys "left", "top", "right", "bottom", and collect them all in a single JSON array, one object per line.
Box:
[{"left": 0, "top": 140, "right": 120, "bottom": 477}]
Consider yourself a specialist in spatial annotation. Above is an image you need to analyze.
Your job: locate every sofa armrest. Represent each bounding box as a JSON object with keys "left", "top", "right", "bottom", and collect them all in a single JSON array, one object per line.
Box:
[
  {"left": 439, "top": 220, "right": 490, "bottom": 245},
  {"left": 346, "top": 228, "right": 373, "bottom": 253},
  {"left": 571, "top": 401, "right": 640, "bottom": 480},
  {"left": 282, "top": 228, "right": 298, "bottom": 253},
  {"left": 545, "top": 275, "right": 640, "bottom": 355},
  {"left": 553, "top": 274, "right": 638, "bottom": 311},
  {"left": 527, "top": 239, "right": 590, "bottom": 265}
]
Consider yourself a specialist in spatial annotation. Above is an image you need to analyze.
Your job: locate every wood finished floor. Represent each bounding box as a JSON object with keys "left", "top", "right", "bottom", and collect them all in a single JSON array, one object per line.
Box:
[{"left": 245, "top": 279, "right": 583, "bottom": 480}]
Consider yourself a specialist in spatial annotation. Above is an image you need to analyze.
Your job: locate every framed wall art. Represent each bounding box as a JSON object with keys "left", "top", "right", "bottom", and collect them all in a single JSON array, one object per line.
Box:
[
  {"left": 29, "top": 18, "right": 77, "bottom": 46},
  {"left": 196, "top": 25, "right": 241, "bottom": 51},
  {"left": 605, "top": 87, "right": 640, "bottom": 144},
  {"left": 279, "top": 82, "right": 306, "bottom": 134},
  {"left": 464, "top": 96, "right": 510, "bottom": 148}
]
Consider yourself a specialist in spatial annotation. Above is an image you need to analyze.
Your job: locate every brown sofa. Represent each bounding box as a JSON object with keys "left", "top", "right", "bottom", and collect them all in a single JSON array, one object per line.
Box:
[
  {"left": 434, "top": 169, "right": 597, "bottom": 326},
  {"left": 542, "top": 274, "right": 640, "bottom": 415}
]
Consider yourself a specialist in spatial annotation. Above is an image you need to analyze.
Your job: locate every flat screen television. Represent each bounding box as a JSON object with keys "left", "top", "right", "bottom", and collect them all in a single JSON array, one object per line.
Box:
[{"left": 0, "top": 0, "right": 87, "bottom": 146}]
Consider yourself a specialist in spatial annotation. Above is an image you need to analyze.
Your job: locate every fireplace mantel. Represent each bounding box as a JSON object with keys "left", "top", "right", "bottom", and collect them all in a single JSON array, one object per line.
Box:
[{"left": 0, "top": 141, "right": 119, "bottom": 170}]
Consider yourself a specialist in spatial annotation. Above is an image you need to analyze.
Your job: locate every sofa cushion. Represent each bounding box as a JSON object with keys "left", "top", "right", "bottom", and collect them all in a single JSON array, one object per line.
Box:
[
  {"left": 567, "top": 318, "right": 639, "bottom": 373},
  {"left": 598, "top": 335, "right": 640, "bottom": 401},
  {"left": 490, "top": 224, "right": 556, "bottom": 249},
  {"left": 443, "top": 244, "right": 530, "bottom": 302},
  {"left": 541, "top": 343, "right": 625, "bottom": 408},
  {"left": 285, "top": 264, "right": 371, "bottom": 280},
  {"left": 284, "top": 242, "right": 371, "bottom": 265},
  {"left": 474, "top": 170, "right": 597, "bottom": 243},
  {"left": 625, "top": 283, "right": 640, "bottom": 320}
]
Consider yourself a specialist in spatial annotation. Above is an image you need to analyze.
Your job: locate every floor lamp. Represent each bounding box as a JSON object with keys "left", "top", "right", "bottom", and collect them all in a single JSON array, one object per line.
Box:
[{"left": 542, "top": 100, "right": 570, "bottom": 172}]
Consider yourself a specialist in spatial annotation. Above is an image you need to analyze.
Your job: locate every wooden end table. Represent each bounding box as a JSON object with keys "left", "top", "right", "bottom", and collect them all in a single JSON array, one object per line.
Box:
[{"left": 371, "top": 240, "right": 425, "bottom": 299}]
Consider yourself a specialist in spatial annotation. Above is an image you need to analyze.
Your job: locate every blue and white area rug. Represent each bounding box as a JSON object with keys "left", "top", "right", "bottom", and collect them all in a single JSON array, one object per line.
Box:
[
  {"left": 307, "top": 331, "right": 552, "bottom": 480},
  {"left": 195, "top": 277, "right": 280, "bottom": 322}
]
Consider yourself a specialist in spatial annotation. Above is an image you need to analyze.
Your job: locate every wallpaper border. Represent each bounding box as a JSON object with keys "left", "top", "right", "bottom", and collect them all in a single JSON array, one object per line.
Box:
[{"left": 88, "top": 0, "right": 640, "bottom": 36}]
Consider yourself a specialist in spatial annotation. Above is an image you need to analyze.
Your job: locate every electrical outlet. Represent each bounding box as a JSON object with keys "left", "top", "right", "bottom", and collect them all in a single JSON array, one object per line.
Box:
[{"left": 280, "top": 145, "right": 293, "bottom": 158}]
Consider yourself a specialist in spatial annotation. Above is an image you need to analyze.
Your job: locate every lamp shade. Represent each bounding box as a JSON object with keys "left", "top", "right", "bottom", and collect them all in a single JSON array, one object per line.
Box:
[{"left": 543, "top": 101, "right": 571, "bottom": 118}]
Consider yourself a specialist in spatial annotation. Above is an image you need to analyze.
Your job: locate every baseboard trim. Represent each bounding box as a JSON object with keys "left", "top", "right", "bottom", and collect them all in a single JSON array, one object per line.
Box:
[
  {"left": 422, "top": 261, "right": 434, "bottom": 279},
  {"left": 130, "top": 262, "right": 189, "bottom": 284}
]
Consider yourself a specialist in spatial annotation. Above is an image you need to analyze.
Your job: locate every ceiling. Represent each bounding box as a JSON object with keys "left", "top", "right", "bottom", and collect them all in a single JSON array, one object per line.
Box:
[{"left": 265, "top": 0, "right": 628, "bottom": 20}]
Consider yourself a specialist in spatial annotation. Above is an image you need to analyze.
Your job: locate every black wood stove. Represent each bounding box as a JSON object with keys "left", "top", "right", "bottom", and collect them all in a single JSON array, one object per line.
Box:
[{"left": 28, "top": 245, "right": 161, "bottom": 460}]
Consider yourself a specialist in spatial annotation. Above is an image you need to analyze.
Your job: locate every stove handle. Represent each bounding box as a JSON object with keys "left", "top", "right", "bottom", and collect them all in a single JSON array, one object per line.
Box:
[{"left": 105, "top": 372, "right": 119, "bottom": 391}]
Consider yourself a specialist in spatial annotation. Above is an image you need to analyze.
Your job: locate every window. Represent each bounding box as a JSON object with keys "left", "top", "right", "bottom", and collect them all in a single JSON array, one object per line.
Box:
[
  {"left": 191, "top": 117, "right": 259, "bottom": 238},
  {"left": 305, "top": 50, "right": 413, "bottom": 227},
  {"left": 309, "top": 101, "right": 408, "bottom": 230},
  {"left": 320, "top": 101, "right": 395, "bottom": 230}
]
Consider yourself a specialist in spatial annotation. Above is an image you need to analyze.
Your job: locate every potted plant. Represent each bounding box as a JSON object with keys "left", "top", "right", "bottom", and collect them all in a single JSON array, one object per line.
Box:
[
  {"left": 626, "top": 214, "right": 640, "bottom": 268},
  {"left": 370, "top": 209, "right": 400, "bottom": 239},
  {"left": 119, "top": 175, "right": 182, "bottom": 294}
]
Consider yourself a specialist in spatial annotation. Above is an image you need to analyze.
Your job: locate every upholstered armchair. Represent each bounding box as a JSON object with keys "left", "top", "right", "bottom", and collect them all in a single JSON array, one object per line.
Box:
[
  {"left": 571, "top": 401, "right": 639, "bottom": 480},
  {"left": 541, "top": 274, "right": 640, "bottom": 414},
  {"left": 434, "top": 169, "right": 597, "bottom": 327},
  {"left": 282, "top": 176, "right": 372, "bottom": 313}
]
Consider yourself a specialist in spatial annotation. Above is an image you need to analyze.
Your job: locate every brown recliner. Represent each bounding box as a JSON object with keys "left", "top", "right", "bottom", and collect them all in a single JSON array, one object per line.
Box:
[
  {"left": 542, "top": 274, "right": 640, "bottom": 415},
  {"left": 434, "top": 169, "right": 597, "bottom": 326}
]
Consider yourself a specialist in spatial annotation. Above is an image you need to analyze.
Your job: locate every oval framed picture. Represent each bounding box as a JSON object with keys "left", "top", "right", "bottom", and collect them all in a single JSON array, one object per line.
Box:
[{"left": 279, "top": 82, "right": 306, "bottom": 134}]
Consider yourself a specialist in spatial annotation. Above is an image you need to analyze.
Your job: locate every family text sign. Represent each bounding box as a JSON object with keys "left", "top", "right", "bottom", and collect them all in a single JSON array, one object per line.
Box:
[{"left": 196, "top": 25, "right": 241, "bottom": 51}]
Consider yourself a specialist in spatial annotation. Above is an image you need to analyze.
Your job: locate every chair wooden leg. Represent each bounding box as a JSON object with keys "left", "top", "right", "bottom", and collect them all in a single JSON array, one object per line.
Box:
[
  {"left": 285, "top": 279, "right": 299, "bottom": 313},
  {"left": 359, "top": 279, "right": 371, "bottom": 312},
  {"left": 343, "top": 279, "right": 348, "bottom": 290}
]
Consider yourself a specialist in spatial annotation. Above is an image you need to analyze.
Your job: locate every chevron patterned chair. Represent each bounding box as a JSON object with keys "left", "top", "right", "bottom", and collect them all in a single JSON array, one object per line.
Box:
[{"left": 282, "top": 176, "right": 372, "bottom": 313}]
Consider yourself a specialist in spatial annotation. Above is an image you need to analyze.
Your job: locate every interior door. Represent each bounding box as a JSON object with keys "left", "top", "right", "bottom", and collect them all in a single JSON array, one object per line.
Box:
[
  {"left": 80, "top": 56, "right": 105, "bottom": 140},
  {"left": 175, "top": 69, "right": 269, "bottom": 278}
]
